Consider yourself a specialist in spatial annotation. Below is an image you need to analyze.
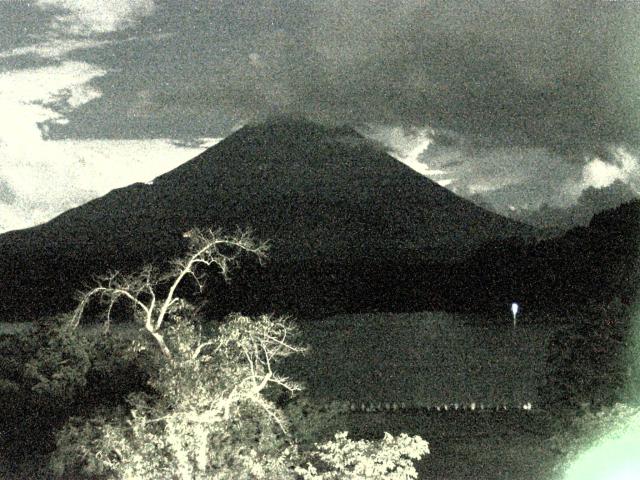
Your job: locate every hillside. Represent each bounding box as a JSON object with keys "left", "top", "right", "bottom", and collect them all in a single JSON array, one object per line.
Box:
[{"left": 0, "top": 118, "right": 537, "bottom": 319}]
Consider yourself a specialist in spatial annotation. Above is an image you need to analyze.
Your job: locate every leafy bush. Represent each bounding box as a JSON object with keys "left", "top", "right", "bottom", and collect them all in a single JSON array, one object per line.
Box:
[
  {"left": 45, "top": 229, "right": 430, "bottom": 479},
  {"left": 51, "top": 314, "right": 430, "bottom": 479},
  {"left": 23, "top": 315, "right": 93, "bottom": 403},
  {"left": 50, "top": 313, "right": 301, "bottom": 479},
  {"left": 283, "top": 397, "right": 346, "bottom": 446},
  {"left": 295, "top": 431, "right": 429, "bottom": 480},
  {"left": 540, "top": 297, "right": 631, "bottom": 409},
  {"left": 0, "top": 314, "right": 153, "bottom": 467}
]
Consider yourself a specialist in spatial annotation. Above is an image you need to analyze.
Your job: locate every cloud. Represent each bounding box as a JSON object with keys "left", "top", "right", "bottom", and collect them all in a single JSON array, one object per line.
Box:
[
  {"left": 425, "top": 142, "right": 584, "bottom": 209},
  {"left": 469, "top": 147, "right": 640, "bottom": 229},
  {"left": 0, "top": 2, "right": 223, "bottom": 232},
  {"left": 579, "top": 148, "right": 640, "bottom": 190},
  {"left": 36, "top": 0, "right": 156, "bottom": 35},
  {"left": 504, "top": 179, "right": 639, "bottom": 231},
  {"left": 0, "top": 60, "right": 219, "bottom": 232},
  {"left": 0, "top": 62, "right": 105, "bottom": 148},
  {"left": 39, "top": 0, "right": 637, "bottom": 168},
  {"left": 0, "top": 38, "right": 110, "bottom": 60},
  {"left": 362, "top": 125, "right": 451, "bottom": 184},
  {"left": 2, "top": 0, "right": 637, "bottom": 231},
  {"left": 582, "top": 159, "right": 626, "bottom": 189},
  {"left": 0, "top": 137, "right": 220, "bottom": 233}
]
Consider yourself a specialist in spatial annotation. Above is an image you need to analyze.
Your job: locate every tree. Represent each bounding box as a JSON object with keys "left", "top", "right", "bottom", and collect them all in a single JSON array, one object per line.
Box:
[
  {"left": 71, "top": 228, "right": 268, "bottom": 358},
  {"left": 540, "top": 297, "right": 631, "bottom": 409},
  {"left": 52, "top": 314, "right": 307, "bottom": 479},
  {"left": 47, "top": 228, "right": 429, "bottom": 479}
]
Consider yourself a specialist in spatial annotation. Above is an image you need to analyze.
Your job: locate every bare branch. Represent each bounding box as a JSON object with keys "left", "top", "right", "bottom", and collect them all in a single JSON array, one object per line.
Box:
[
  {"left": 192, "top": 340, "right": 217, "bottom": 360},
  {"left": 70, "top": 228, "right": 271, "bottom": 363},
  {"left": 253, "top": 371, "right": 273, "bottom": 394},
  {"left": 154, "top": 228, "right": 268, "bottom": 332}
]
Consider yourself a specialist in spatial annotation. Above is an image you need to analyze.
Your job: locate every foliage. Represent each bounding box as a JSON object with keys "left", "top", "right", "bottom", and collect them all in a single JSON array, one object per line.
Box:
[
  {"left": 23, "top": 314, "right": 93, "bottom": 403},
  {"left": 51, "top": 312, "right": 304, "bottom": 479},
  {"left": 50, "top": 407, "right": 124, "bottom": 479},
  {"left": 540, "top": 297, "right": 631, "bottom": 408},
  {"left": 0, "top": 317, "right": 90, "bottom": 463},
  {"left": 52, "top": 315, "right": 430, "bottom": 480},
  {"left": 549, "top": 402, "right": 640, "bottom": 478},
  {"left": 5, "top": 314, "right": 147, "bottom": 411},
  {"left": 295, "top": 431, "right": 429, "bottom": 480},
  {"left": 283, "top": 397, "right": 346, "bottom": 446},
  {"left": 46, "top": 228, "right": 430, "bottom": 479}
]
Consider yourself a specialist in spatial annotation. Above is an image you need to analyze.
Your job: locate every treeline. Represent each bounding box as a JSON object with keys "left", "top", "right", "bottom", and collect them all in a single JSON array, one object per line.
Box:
[
  {"left": 1, "top": 200, "right": 638, "bottom": 323},
  {"left": 206, "top": 200, "right": 640, "bottom": 320}
]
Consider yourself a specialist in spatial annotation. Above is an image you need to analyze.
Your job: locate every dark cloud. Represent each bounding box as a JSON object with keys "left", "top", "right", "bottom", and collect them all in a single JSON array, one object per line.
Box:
[
  {"left": 0, "top": 2, "right": 56, "bottom": 52},
  {"left": 0, "top": 178, "right": 16, "bottom": 204},
  {"left": 38, "top": 0, "right": 639, "bottom": 160},
  {"left": 576, "top": 179, "right": 638, "bottom": 212}
]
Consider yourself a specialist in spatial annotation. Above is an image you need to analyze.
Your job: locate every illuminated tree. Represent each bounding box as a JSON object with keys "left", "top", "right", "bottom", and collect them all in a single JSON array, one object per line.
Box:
[
  {"left": 46, "top": 228, "right": 429, "bottom": 479},
  {"left": 71, "top": 227, "right": 268, "bottom": 358}
]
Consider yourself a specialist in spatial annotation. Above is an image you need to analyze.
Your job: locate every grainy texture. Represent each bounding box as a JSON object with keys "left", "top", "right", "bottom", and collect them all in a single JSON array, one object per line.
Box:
[{"left": 283, "top": 312, "right": 559, "bottom": 407}]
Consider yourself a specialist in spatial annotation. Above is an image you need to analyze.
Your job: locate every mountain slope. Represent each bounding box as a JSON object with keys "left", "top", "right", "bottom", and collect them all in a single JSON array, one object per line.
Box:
[{"left": 0, "top": 118, "right": 537, "bottom": 319}]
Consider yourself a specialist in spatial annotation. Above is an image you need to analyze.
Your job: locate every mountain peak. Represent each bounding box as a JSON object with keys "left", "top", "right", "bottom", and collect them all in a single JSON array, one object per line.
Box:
[
  {"left": 0, "top": 117, "right": 537, "bottom": 318},
  {"left": 232, "top": 115, "right": 365, "bottom": 146}
]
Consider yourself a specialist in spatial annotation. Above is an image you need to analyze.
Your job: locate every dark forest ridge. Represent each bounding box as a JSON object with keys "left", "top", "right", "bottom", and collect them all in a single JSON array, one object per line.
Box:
[{"left": 0, "top": 117, "right": 537, "bottom": 319}]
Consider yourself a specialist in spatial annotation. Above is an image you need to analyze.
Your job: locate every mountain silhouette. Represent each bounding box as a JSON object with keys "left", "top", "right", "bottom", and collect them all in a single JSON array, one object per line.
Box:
[
  {"left": 0, "top": 118, "right": 537, "bottom": 319},
  {"left": 445, "top": 198, "right": 640, "bottom": 315}
]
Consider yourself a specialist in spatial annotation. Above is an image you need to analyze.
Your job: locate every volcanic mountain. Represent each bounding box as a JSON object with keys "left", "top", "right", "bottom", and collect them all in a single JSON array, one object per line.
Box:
[{"left": 0, "top": 118, "right": 537, "bottom": 319}]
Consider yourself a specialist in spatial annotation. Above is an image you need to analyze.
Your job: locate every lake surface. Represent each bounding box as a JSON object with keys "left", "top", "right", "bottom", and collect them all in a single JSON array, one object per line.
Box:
[{"left": 282, "top": 311, "right": 559, "bottom": 407}]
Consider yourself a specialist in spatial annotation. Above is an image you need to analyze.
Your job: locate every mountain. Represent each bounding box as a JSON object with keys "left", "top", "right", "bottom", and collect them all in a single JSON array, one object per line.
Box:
[
  {"left": 444, "top": 199, "right": 640, "bottom": 314},
  {"left": 0, "top": 118, "right": 537, "bottom": 319},
  {"left": 502, "top": 180, "right": 639, "bottom": 234}
]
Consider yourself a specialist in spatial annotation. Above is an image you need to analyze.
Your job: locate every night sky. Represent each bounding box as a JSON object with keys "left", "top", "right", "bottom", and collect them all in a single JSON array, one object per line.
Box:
[{"left": 1, "top": 0, "right": 639, "bottom": 232}]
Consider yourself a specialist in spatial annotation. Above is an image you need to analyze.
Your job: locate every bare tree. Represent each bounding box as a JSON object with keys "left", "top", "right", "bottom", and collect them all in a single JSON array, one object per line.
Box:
[
  {"left": 48, "top": 228, "right": 430, "bottom": 479},
  {"left": 71, "top": 228, "right": 268, "bottom": 359},
  {"left": 50, "top": 228, "right": 313, "bottom": 478}
]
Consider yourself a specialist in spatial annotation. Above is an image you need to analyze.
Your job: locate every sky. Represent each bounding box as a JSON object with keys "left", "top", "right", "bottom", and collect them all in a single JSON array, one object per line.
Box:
[{"left": 1, "top": 0, "right": 639, "bottom": 232}]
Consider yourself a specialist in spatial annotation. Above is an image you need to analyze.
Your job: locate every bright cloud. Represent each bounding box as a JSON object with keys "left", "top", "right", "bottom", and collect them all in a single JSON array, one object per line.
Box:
[
  {"left": 363, "top": 125, "right": 450, "bottom": 185},
  {"left": 0, "top": 38, "right": 110, "bottom": 60},
  {"left": 582, "top": 159, "right": 623, "bottom": 189},
  {"left": 36, "top": 0, "right": 156, "bottom": 35},
  {"left": 0, "top": 136, "right": 220, "bottom": 233},
  {"left": 0, "top": 61, "right": 104, "bottom": 106},
  {"left": 0, "top": 60, "right": 219, "bottom": 233},
  {"left": 0, "top": 2, "right": 215, "bottom": 233},
  {"left": 0, "top": 61, "right": 106, "bottom": 164},
  {"left": 580, "top": 148, "right": 640, "bottom": 190}
]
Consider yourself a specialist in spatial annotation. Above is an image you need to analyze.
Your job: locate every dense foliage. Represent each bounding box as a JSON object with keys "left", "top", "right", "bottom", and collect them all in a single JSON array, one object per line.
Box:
[
  {"left": 540, "top": 297, "right": 632, "bottom": 409},
  {"left": 3, "top": 228, "right": 430, "bottom": 479},
  {"left": 295, "top": 431, "right": 429, "bottom": 480},
  {"left": 46, "top": 311, "right": 429, "bottom": 479}
]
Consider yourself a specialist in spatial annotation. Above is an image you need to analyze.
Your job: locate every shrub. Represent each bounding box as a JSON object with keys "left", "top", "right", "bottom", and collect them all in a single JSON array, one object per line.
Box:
[
  {"left": 283, "top": 397, "right": 346, "bottom": 446},
  {"left": 45, "top": 229, "right": 430, "bottom": 479},
  {"left": 540, "top": 298, "right": 631, "bottom": 409},
  {"left": 50, "top": 314, "right": 302, "bottom": 479},
  {"left": 295, "top": 431, "right": 429, "bottom": 480},
  {"left": 23, "top": 315, "right": 93, "bottom": 404},
  {"left": 51, "top": 314, "right": 430, "bottom": 479}
]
